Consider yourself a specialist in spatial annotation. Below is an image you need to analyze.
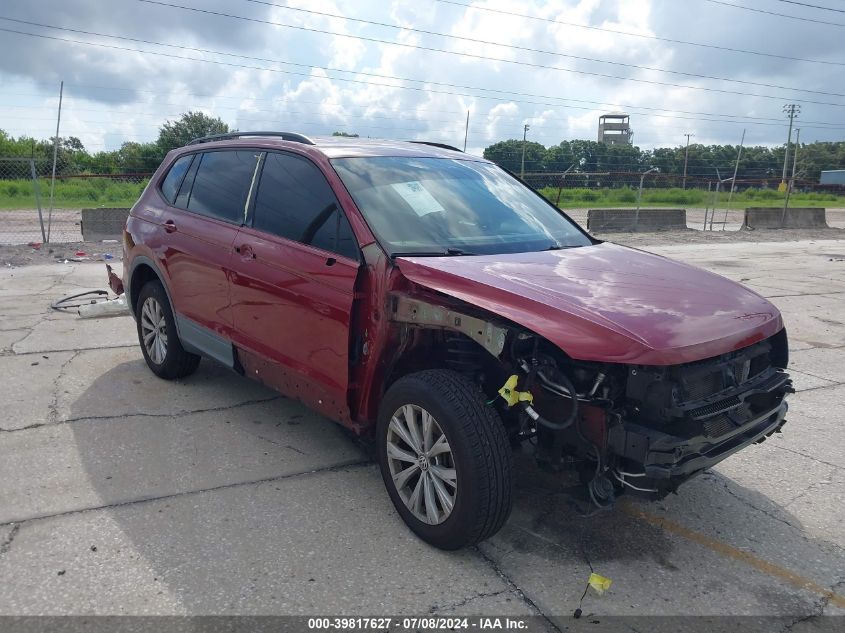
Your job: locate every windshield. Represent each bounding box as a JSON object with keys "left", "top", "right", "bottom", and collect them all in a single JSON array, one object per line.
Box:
[{"left": 331, "top": 156, "right": 591, "bottom": 256}]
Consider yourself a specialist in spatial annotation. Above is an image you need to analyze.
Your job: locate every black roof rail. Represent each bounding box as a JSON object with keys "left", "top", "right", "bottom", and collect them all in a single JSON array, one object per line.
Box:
[
  {"left": 407, "top": 141, "right": 463, "bottom": 152},
  {"left": 186, "top": 131, "right": 315, "bottom": 146}
]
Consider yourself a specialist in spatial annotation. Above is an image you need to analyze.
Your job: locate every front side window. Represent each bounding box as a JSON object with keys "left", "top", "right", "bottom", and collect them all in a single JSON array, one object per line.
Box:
[
  {"left": 331, "top": 156, "right": 591, "bottom": 256},
  {"left": 186, "top": 151, "right": 259, "bottom": 224},
  {"left": 252, "top": 152, "right": 358, "bottom": 259}
]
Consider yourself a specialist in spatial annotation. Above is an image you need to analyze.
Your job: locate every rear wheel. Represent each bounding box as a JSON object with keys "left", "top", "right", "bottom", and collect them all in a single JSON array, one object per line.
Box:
[
  {"left": 136, "top": 280, "right": 200, "bottom": 379},
  {"left": 377, "top": 369, "right": 513, "bottom": 549}
]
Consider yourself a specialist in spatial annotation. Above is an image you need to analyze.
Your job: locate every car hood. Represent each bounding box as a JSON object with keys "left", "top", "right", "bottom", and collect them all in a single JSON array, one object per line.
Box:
[{"left": 396, "top": 242, "right": 783, "bottom": 365}]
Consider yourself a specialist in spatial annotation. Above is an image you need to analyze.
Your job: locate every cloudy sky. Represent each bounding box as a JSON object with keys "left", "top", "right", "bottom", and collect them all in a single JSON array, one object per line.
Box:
[{"left": 1, "top": 0, "right": 844, "bottom": 155}]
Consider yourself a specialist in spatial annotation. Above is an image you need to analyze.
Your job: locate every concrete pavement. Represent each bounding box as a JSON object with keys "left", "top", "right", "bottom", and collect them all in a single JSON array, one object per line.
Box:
[{"left": 0, "top": 240, "right": 843, "bottom": 626}]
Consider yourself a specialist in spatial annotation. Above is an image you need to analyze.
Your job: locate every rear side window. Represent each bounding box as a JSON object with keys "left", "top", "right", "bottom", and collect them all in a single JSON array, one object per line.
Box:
[
  {"left": 186, "top": 151, "right": 260, "bottom": 224},
  {"left": 159, "top": 154, "right": 194, "bottom": 204},
  {"left": 253, "top": 152, "right": 358, "bottom": 259}
]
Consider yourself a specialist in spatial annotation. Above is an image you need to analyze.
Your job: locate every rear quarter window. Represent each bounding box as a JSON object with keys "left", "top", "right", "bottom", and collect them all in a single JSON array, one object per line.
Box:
[{"left": 159, "top": 154, "right": 194, "bottom": 204}]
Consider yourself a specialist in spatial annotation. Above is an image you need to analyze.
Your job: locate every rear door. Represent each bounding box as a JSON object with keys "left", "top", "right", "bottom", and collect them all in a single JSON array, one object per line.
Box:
[
  {"left": 160, "top": 149, "right": 261, "bottom": 345},
  {"left": 228, "top": 151, "right": 360, "bottom": 417}
]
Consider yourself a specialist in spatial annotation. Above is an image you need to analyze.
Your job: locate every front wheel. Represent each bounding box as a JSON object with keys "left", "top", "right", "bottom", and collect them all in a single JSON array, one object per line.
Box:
[{"left": 377, "top": 369, "right": 513, "bottom": 549}]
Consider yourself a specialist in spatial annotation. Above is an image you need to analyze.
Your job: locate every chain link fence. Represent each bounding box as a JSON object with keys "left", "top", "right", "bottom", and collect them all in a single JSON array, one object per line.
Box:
[
  {"left": 2, "top": 159, "right": 842, "bottom": 244},
  {"left": 522, "top": 170, "right": 844, "bottom": 232},
  {"left": 0, "top": 157, "right": 149, "bottom": 245}
]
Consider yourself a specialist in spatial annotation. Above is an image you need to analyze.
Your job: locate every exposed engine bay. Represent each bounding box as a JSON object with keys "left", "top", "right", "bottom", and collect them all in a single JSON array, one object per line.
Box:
[{"left": 390, "top": 294, "right": 794, "bottom": 512}]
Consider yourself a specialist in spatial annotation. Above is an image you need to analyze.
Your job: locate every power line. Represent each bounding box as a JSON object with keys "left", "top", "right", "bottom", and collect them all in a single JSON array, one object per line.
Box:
[
  {"left": 231, "top": 0, "right": 844, "bottom": 97},
  {"left": 433, "top": 0, "right": 845, "bottom": 66},
  {"left": 701, "top": 0, "right": 845, "bottom": 26},
  {"left": 132, "top": 0, "right": 845, "bottom": 106},
  {"left": 775, "top": 0, "right": 845, "bottom": 13},
  {"left": 5, "top": 20, "right": 844, "bottom": 127}
]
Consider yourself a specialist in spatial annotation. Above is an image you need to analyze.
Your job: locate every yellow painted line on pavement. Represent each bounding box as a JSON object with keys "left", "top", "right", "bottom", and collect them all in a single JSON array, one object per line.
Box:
[{"left": 621, "top": 503, "right": 845, "bottom": 608}]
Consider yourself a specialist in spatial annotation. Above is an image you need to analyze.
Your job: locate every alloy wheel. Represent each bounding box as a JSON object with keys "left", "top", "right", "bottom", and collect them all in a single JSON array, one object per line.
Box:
[
  {"left": 140, "top": 296, "right": 168, "bottom": 365},
  {"left": 386, "top": 404, "right": 457, "bottom": 525}
]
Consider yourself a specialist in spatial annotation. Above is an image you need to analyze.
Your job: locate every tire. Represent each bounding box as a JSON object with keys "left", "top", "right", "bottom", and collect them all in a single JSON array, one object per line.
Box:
[
  {"left": 377, "top": 369, "right": 513, "bottom": 550},
  {"left": 136, "top": 280, "right": 200, "bottom": 380}
]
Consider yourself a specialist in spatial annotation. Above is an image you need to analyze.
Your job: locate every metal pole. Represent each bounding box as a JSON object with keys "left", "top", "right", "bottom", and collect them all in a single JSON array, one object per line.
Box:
[
  {"left": 636, "top": 173, "right": 645, "bottom": 214},
  {"left": 47, "top": 80, "right": 63, "bottom": 244},
  {"left": 703, "top": 181, "right": 712, "bottom": 230},
  {"left": 555, "top": 163, "right": 577, "bottom": 207},
  {"left": 790, "top": 128, "right": 800, "bottom": 189},
  {"left": 30, "top": 159, "right": 46, "bottom": 243},
  {"left": 781, "top": 104, "right": 798, "bottom": 188},
  {"left": 723, "top": 129, "right": 745, "bottom": 230},
  {"left": 463, "top": 110, "right": 469, "bottom": 152},
  {"left": 682, "top": 133, "right": 693, "bottom": 190},
  {"left": 783, "top": 128, "right": 800, "bottom": 225},
  {"left": 520, "top": 123, "right": 529, "bottom": 180}
]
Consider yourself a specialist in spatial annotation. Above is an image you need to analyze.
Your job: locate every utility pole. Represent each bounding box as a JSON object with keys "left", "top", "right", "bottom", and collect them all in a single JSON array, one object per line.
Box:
[
  {"left": 463, "top": 110, "right": 469, "bottom": 152},
  {"left": 47, "top": 80, "right": 64, "bottom": 244},
  {"left": 781, "top": 104, "right": 800, "bottom": 191},
  {"left": 790, "top": 128, "right": 800, "bottom": 190},
  {"left": 783, "top": 128, "right": 801, "bottom": 223},
  {"left": 722, "top": 129, "right": 745, "bottom": 230},
  {"left": 682, "top": 133, "right": 694, "bottom": 190},
  {"left": 520, "top": 123, "right": 530, "bottom": 180}
]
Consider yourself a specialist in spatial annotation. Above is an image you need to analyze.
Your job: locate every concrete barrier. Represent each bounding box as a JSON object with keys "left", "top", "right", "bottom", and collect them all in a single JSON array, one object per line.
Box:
[
  {"left": 742, "top": 207, "right": 828, "bottom": 230},
  {"left": 80, "top": 208, "right": 130, "bottom": 241},
  {"left": 586, "top": 208, "right": 687, "bottom": 233}
]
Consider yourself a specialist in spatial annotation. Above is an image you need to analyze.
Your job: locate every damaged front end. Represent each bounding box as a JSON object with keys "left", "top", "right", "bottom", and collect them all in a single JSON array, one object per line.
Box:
[
  {"left": 499, "top": 328, "right": 794, "bottom": 510},
  {"left": 389, "top": 292, "right": 794, "bottom": 512}
]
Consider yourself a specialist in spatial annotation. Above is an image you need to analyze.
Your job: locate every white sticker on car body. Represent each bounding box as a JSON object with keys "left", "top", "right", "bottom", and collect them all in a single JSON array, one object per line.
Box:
[{"left": 391, "top": 181, "right": 445, "bottom": 217}]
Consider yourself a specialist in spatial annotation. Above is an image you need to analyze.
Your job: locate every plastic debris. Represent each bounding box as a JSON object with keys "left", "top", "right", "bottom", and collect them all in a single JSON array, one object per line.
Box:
[
  {"left": 75, "top": 251, "right": 87, "bottom": 257},
  {"left": 588, "top": 572, "right": 613, "bottom": 595},
  {"left": 52, "top": 289, "right": 109, "bottom": 311},
  {"left": 78, "top": 295, "right": 128, "bottom": 318},
  {"left": 102, "top": 253, "right": 114, "bottom": 260},
  {"left": 497, "top": 374, "right": 533, "bottom": 407},
  {"left": 28, "top": 242, "right": 42, "bottom": 250}
]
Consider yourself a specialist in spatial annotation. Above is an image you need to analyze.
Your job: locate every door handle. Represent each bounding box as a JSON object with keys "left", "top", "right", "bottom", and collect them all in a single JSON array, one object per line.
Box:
[
  {"left": 235, "top": 244, "right": 256, "bottom": 260},
  {"left": 163, "top": 219, "right": 177, "bottom": 233}
]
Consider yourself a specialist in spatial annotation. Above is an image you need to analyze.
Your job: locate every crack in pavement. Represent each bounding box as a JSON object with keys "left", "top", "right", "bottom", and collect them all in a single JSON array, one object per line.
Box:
[
  {"left": 0, "top": 460, "right": 371, "bottom": 528},
  {"left": 784, "top": 468, "right": 839, "bottom": 509},
  {"left": 772, "top": 444, "right": 844, "bottom": 471},
  {"left": 0, "top": 395, "right": 285, "bottom": 433},
  {"left": 703, "top": 472, "right": 845, "bottom": 556},
  {"left": 0, "top": 524, "right": 19, "bottom": 557},
  {"left": 47, "top": 350, "right": 80, "bottom": 425},
  {"left": 473, "top": 545, "right": 563, "bottom": 633},
  {"left": 705, "top": 472, "right": 798, "bottom": 530},
  {"left": 781, "top": 579, "right": 845, "bottom": 632},
  {"left": 5, "top": 344, "right": 138, "bottom": 357},
  {"left": 428, "top": 589, "right": 509, "bottom": 614}
]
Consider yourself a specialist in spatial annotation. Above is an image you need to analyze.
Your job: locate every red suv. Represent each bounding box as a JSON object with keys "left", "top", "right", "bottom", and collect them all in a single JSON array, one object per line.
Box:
[{"left": 120, "top": 132, "right": 792, "bottom": 549}]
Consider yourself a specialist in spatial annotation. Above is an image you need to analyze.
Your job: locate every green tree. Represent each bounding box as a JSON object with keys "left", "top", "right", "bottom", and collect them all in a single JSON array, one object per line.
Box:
[
  {"left": 156, "top": 111, "right": 230, "bottom": 152},
  {"left": 332, "top": 131, "right": 359, "bottom": 137},
  {"left": 483, "top": 139, "right": 546, "bottom": 173}
]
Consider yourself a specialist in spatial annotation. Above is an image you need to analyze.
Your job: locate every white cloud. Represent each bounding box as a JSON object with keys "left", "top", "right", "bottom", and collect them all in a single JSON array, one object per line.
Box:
[{"left": 0, "top": 0, "right": 843, "bottom": 155}]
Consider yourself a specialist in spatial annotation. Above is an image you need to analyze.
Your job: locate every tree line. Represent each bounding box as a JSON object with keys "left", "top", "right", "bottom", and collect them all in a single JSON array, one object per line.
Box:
[
  {"left": 0, "top": 111, "right": 230, "bottom": 176},
  {"left": 2, "top": 110, "right": 843, "bottom": 183},
  {"left": 482, "top": 138, "right": 845, "bottom": 183}
]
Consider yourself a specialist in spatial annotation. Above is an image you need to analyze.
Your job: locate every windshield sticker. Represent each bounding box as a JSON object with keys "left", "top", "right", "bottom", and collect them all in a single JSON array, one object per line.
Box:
[{"left": 391, "top": 181, "right": 445, "bottom": 217}]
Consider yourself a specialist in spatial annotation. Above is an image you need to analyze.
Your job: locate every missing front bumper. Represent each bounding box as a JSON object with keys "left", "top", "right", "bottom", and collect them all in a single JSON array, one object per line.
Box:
[{"left": 608, "top": 401, "right": 788, "bottom": 491}]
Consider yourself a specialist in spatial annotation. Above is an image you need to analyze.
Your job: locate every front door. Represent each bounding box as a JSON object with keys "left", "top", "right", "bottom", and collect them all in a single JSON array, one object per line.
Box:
[{"left": 228, "top": 151, "right": 361, "bottom": 421}]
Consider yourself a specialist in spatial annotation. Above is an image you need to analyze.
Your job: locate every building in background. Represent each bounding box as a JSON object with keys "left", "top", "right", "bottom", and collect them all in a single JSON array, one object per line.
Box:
[
  {"left": 820, "top": 170, "right": 845, "bottom": 185},
  {"left": 597, "top": 113, "right": 632, "bottom": 145}
]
